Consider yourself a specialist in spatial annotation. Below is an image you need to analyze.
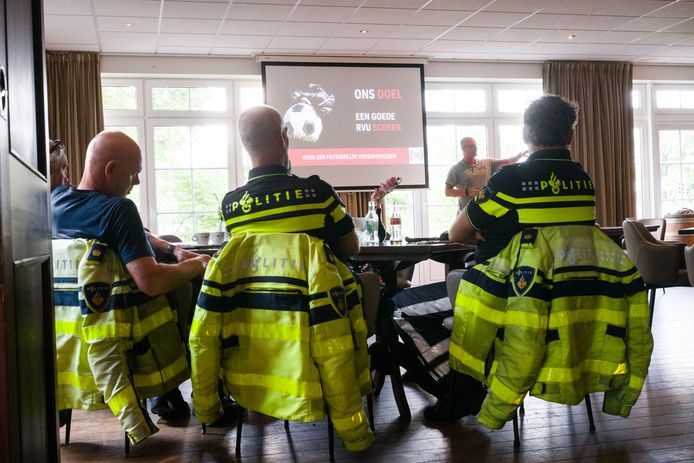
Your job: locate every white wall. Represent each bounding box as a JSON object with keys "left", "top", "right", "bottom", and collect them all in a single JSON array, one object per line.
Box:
[{"left": 101, "top": 55, "right": 694, "bottom": 83}]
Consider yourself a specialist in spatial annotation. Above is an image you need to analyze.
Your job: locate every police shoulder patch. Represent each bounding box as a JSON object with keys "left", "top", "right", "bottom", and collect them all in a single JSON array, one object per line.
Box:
[
  {"left": 520, "top": 228, "right": 538, "bottom": 244},
  {"left": 87, "top": 242, "right": 107, "bottom": 261},
  {"left": 329, "top": 286, "right": 347, "bottom": 317},
  {"left": 82, "top": 282, "right": 112, "bottom": 312},
  {"left": 512, "top": 266, "right": 536, "bottom": 297}
]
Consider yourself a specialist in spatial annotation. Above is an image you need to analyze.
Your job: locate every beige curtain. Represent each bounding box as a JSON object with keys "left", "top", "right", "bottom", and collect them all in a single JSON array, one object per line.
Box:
[
  {"left": 46, "top": 52, "right": 104, "bottom": 185},
  {"left": 543, "top": 61, "right": 634, "bottom": 226},
  {"left": 338, "top": 191, "right": 371, "bottom": 218}
]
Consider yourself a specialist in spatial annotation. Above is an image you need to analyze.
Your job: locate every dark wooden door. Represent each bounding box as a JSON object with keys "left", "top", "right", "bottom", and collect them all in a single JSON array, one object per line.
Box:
[{"left": 0, "top": 0, "right": 58, "bottom": 461}]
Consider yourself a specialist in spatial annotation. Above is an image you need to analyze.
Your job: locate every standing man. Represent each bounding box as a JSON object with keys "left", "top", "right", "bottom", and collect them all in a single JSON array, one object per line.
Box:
[
  {"left": 222, "top": 105, "right": 359, "bottom": 260},
  {"left": 445, "top": 137, "right": 525, "bottom": 212}
]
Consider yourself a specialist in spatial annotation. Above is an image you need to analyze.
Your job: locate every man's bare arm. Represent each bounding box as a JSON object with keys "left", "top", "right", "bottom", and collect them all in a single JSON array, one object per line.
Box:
[
  {"left": 449, "top": 207, "right": 484, "bottom": 244},
  {"left": 146, "top": 232, "right": 202, "bottom": 262},
  {"left": 446, "top": 183, "right": 480, "bottom": 199},
  {"left": 336, "top": 230, "right": 360, "bottom": 258},
  {"left": 126, "top": 255, "right": 210, "bottom": 297}
]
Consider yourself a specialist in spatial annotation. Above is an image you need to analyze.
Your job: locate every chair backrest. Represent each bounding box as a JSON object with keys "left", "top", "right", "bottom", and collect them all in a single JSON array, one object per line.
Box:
[
  {"left": 623, "top": 219, "right": 685, "bottom": 285},
  {"left": 358, "top": 272, "right": 380, "bottom": 338},
  {"left": 446, "top": 269, "right": 466, "bottom": 308},
  {"left": 637, "top": 218, "right": 666, "bottom": 241}
]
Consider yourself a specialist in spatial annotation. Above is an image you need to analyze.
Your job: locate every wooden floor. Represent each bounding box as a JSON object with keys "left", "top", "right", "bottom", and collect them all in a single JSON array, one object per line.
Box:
[{"left": 61, "top": 287, "right": 694, "bottom": 462}]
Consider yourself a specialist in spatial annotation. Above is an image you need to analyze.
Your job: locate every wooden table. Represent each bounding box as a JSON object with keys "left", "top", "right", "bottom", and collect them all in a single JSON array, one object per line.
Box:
[{"left": 350, "top": 241, "right": 474, "bottom": 421}]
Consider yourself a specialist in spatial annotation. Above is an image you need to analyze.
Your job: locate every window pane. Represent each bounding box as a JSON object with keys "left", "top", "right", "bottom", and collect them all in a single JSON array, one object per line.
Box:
[
  {"left": 239, "top": 86, "right": 264, "bottom": 111},
  {"left": 428, "top": 205, "right": 456, "bottom": 237},
  {"left": 152, "top": 87, "right": 189, "bottom": 111},
  {"left": 425, "top": 89, "right": 455, "bottom": 112},
  {"left": 498, "top": 124, "right": 525, "bottom": 158},
  {"left": 454, "top": 89, "right": 486, "bottom": 112},
  {"left": 659, "top": 130, "right": 680, "bottom": 163},
  {"left": 497, "top": 89, "right": 541, "bottom": 113},
  {"left": 191, "top": 126, "right": 227, "bottom": 168},
  {"left": 683, "top": 90, "right": 694, "bottom": 109},
  {"left": 660, "top": 164, "right": 681, "bottom": 200},
  {"left": 192, "top": 169, "right": 228, "bottom": 214},
  {"left": 156, "top": 169, "right": 193, "bottom": 213},
  {"left": 190, "top": 87, "right": 226, "bottom": 111},
  {"left": 103, "top": 86, "right": 137, "bottom": 110},
  {"left": 681, "top": 130, "right": 694, "bottom": 162},
  {"left": 661, "top": 200, "right": 682, "bottom": 216},
  {"left": 682, "top": 165, "right": 694, "bottom": 200},
  {"left": 154, "top": 126, "right": 192, "bottom": 168},
  {"left": 158, "top": 213, "right": 194, "bottom": 241},
  {"left": 429, "top": 165, "right": 454, "bottom": 206},
  {"left": 426, "top": 125, "right": 457, "bottom": 167},
  {"left": 631, "top": 90, "right": 641, "bottom": 110},
  {"left": 656, "top": 90, "right": 680, "bottom": 109}
]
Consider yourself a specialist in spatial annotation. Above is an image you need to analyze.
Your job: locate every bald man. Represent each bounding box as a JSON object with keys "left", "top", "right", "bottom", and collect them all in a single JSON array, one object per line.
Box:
[
  {"left": 52, "top": 130, "right": 210, "bottom": 294},
  {"left": 52, "top": 130, "right": 212, "bottom": 422},
  {"left": 222, "top": 105, "right": 359, "bottom": 260},
  {"left": 445, "top": 137, "right": 525, "bottom": 212}
]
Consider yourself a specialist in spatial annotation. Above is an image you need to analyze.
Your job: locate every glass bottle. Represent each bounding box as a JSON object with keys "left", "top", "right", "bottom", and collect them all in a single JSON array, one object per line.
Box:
[
  {"left": 364, "top": 202, "right": 380, "bottom": 245},
  {"left": 389, "top": 206, "right": 402, "bottom": 244}
]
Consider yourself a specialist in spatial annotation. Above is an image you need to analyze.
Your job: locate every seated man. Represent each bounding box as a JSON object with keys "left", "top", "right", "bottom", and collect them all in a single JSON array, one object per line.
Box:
[
  {"left": 221, "top": 104, "right": 370, "bottom": 390},
  {"left": 221, "top": 105, "right": 359, "bottom": 261},
  {"left": 52, "top": 130, "right": 211, "bottom": 443},
  {"left": 426, "top": 94, "right": 601, "bottom": 420}
]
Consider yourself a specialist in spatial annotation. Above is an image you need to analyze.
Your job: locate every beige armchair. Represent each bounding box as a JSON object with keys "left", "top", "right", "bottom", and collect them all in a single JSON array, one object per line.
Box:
[{"left": 623, "top": 219, "right": 689, "bottom": 326}]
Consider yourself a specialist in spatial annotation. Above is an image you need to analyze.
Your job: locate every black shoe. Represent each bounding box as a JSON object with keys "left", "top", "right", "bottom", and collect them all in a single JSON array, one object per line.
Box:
[
  {"left": 151, "top": 389, "right": 191, "bottom": 420},
  {"left": 164, "top": 388, "right": 191, "bottom": 418},
  {"left": 208, "top": 400, "right": 240, "bottom": 428}
]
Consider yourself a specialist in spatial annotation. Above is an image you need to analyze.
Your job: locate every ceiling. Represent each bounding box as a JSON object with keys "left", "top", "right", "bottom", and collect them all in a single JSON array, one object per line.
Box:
[{"left": 44, "top": 0, "right": 694, "bottom": 64}]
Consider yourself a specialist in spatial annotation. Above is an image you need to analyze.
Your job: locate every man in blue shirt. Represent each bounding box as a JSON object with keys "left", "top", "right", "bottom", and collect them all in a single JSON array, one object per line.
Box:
[{"left": 52, "top": 130, "right": 211, "bottom": 420}]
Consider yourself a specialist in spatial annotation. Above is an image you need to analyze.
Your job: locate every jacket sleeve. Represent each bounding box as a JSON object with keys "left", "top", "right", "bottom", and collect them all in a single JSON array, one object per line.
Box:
[
  {"left": 603, "top": 284, "right": 654, "bottom": 417},
  {"left": 83, "top": 323, "right": 157, "bottom": 445},
  {"left": 189, "top": 257, "right": 225, "bottom": 425},
  {"left": 477, "top": 236, "right": 550, "bottom": 430},
  {"left": 478, "top": 292, "right": 549, "bottom": 430},
  {"left": 308, "top": 244, "right": 374, "bottom": 452},
  {"left": 79, "top": 242, "right": 157, "bottom": 445}
]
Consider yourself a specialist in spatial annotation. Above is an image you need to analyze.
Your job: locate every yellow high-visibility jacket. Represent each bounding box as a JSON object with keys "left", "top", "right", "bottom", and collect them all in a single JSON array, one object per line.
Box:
[
  {"left": 52, "top": 239, "right": 190, "bottom": 445},
  {"left": 53, "top": 240, "right": 107, "bottom": 412},
  {"left": 190, "top": 233, "right": 374, "bottom": 452},
  {"left": 449, "top": 225, "right": 653, "bottom": 430}
]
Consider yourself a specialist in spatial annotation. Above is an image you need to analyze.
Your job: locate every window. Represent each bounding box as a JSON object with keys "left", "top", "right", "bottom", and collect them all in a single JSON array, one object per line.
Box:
[
  {"left": 103, "top": 77, "right": 263, "bottom": 237},
  {"left": 655, "top": 86, "right": 694, "bottom": 110},
  {"left": 657, "top": 128, "right": 694, "bottom": 215}
]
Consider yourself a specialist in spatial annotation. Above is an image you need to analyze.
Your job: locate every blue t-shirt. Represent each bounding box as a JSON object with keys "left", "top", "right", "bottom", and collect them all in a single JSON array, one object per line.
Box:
[{"left": 52, "top": 185, "right": 154, "bottom": 265}]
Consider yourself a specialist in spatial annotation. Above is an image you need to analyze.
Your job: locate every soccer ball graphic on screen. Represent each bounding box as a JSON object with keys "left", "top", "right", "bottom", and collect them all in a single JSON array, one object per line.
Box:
[{"left": 283, "top": 103, "right": 323, "bottom": 143}]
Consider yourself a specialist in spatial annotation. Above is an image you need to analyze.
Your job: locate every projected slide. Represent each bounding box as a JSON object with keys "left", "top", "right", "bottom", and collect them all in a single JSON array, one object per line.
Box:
[{"left": 263, "top": 62, "right": 428, "bottom": 190}]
